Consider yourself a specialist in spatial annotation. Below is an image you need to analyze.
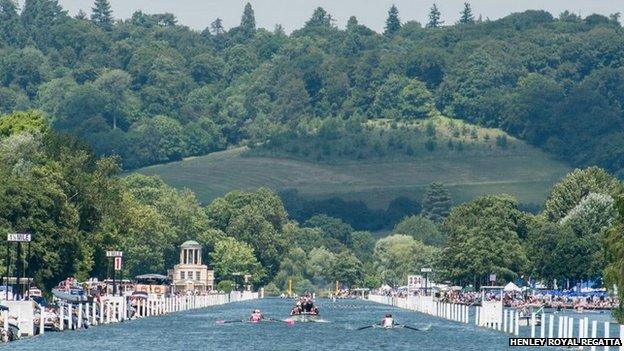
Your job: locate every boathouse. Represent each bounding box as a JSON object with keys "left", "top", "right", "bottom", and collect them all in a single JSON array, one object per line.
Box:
[{"left": 168, "top": 241, "right": 214, "bottom": 294}]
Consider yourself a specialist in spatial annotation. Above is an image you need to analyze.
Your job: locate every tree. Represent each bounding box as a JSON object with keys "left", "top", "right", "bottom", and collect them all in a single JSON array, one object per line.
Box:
[
  {"left": 349, "top": 231, "right": 375, "bottom": 262},
  {"left": 399, "top": 79, "right": 435, "bottom": 119},
  {"left": 307, "top": 247, "right": 336, "bottom": 285},
  {"left": 384, "top": 5, "right": 401, "bottom": 37},
  {"left": 304, "top": 215, "right": 353, "bottom": 247},
  {"left": 240, "top": 2, "right": 256, "bottom": 39},
  {"left": 346, "top": 16, "right": 359, "bottom": 32},
  {"left": 329, "top": 251, "right": 364, "bottom": 288},
  {"left": 421, "top": 183, "right": 452, "bottom": 223},
  {"left": 90, "top": 0, "right": 113, "bottom": 31},
  {"left": 0, "top": 0, "right": 24, "bottom": 45},
  {"left": 305, "top": 7, "right": 333, "bottom": 28},
  {"left": 441, "top": 195, "right": 527, "bottom": 285},
  {"left": 75, "top": 9, "right": 87, "bottom": 20},
  {"left": 0, "top": 110, "right": 49, "bottom": 137},
  {"left": 427, "top": 3, "right": 443, "bottom": 28},
  {"left": 543, "top": 167, "right": 622, "bottom": 222},
  {"left": 605, "top": 196, "right": 624, "bottom": 323},
  {"left": 393, "top": 215, "right": 445, "bottom": 246},
  {"left": 206, "top": 188, "right": 290, "bottom": 282},
  {"left": 374, "top": 234, "right": 438, "bottom": 286},
  {"left": 210, "top": 237, "right": 265, "bottom": 284},
  {"left": 21, "top": 0, "right": 66, "bottom": 47},
  {"left": 93, "top": 69, "right": 134, "bottom": 130},
  {"left": 459, "top": 3, "right": 475, "bottom": 24}
]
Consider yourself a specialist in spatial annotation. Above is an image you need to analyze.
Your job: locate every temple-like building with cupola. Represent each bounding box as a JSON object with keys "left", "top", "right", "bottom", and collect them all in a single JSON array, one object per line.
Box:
[{"left": 168, "top": 240, "right": 214, "bottom": 294}]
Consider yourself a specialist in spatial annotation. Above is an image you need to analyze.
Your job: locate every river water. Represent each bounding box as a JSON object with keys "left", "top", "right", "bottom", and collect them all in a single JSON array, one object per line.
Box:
[{"left": 13, "top": 298, "right": 538, "bottom": 350}]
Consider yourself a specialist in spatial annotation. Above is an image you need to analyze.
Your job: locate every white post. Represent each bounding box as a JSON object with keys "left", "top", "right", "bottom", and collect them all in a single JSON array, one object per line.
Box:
[
  {"left": 540, "top": 313, "right": 545, "bottom": 337},
  {"left": 583, "top": 317, "right": 589, "bottom": 341},
  {"left": 514, "top": 311, "right": 519, "bottom": 336},
  {"left": 568, "top": 317, "right": 573, "bottom": 339},
  {"left": 99, "top": 301, "right": 104, "bottom": 324},
  {"left": 579, "top": 318, "right": 584, "bottom": 347},
  {"left": 68, "top": 303, "right": 73, "bottom": 330},
  {"left": 106, "top": 302, "right": 111, "bottom": 324},
  {"left": 475, "top": 306, "right": 479, "bottom": 326},
  {"left": 58, "top": 306, "right": 64, "bottom": 331},
  {"left": 619, "top": 324, "right": 624, "bottom": 351},
  {"left": 77, "top": 303, "right": 82, "bottom": 329},
  {"left": 503, "top": 310, "right": 508, "bottom": 333},
  {"left": 85, "top": 302, "right": 89, "bottom": 325},
  {"left": 39, "top": 306, "right": 45, "bottom": 335},
  {"left": 121, "top": 298, "right": 126, "bottom": 321},
  {"left": 548, "top": 315, "right": 554, "bottom": 338},
  {"left": 530, "top": 313, "right": 536, "bottom": 338},
  {"left": 92, "top": 302, "right": 96, "bottom": 326},
  {"left": 605, "top": 321, "right": 610, "bottom": 351},
  {"left": 590, "top": 320, "right": 597, "bottom": 351}
]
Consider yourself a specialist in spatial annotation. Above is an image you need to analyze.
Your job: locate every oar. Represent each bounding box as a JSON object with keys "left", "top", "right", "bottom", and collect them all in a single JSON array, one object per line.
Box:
[
  {"left": 357, "top": 325, "right": 376, "bottom": 330},
  {"left": 265, "top": 317, "right": 294, "bottom": 325},
  {"left": 216, "top": 320, "right": 244, "bottom": 325},
  {"left": 399, "top": 325, "right": 421, "bottom": 331},
  {"left": 398, "top": 324, "right": 431, "bottom": 331}
]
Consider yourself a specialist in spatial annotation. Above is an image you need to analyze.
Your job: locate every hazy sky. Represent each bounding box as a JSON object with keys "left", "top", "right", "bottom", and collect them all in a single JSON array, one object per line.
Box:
[{"left": 47, "top": 0, "right": 621, "bottom": 32}]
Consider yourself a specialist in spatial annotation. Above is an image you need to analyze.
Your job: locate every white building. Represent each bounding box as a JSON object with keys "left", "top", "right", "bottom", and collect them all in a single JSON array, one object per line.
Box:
[{"left": 168, "top": 240, "right": 214, "bottom": 293}]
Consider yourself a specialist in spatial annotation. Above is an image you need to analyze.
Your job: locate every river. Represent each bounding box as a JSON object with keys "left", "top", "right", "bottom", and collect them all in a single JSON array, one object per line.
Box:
[{"left": 13, "top": 298, "right": 534, "bottom": 350}]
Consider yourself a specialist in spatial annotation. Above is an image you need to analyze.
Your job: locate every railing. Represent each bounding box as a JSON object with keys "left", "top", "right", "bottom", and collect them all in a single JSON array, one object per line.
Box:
[
  {"left": 368, "top": 294, "right": 624, "bottom": 350},
  {"left": 0, "top": 291, "right": 260, "bottom": 342}
]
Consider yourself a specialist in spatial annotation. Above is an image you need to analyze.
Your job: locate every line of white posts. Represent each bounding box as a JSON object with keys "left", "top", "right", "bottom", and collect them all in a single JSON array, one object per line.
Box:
[
  {"left": 369, "top": 294, "right": 624, "bottom": 350},
  {"left": 34, "top": 291, "right": 258, "bottom": 336}
]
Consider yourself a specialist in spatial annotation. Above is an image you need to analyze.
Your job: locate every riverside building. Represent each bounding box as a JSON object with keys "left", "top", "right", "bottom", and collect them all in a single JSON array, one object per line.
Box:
[{"left": 169, "top": 240, "right": 214, "bottom": 294}]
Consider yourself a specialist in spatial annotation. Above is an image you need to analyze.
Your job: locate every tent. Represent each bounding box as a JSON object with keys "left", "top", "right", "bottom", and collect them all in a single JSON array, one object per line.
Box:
[
  {"left": 380, "top": 284, "right": 392, "bottom": 291},
  {"left": 503, "top": 282, "right": 521, "bottom": 292}
]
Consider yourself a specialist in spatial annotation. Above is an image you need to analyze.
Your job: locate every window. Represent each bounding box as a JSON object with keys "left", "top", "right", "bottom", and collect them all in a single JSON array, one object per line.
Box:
[
  {"left": 180, "top": 271, "right": 185, "bottom": 280},
  {"left": 196, "top": 271, "right": 201, "bottom": 280}
]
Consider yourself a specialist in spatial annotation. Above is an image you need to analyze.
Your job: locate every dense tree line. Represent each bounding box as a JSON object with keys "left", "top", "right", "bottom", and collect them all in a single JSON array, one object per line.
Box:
[
  {"left": 2, "top": 110, "right": 624, "bottom": 298},
  {"left": 0, "top": 1, "right": 623, "bottom": 174}
]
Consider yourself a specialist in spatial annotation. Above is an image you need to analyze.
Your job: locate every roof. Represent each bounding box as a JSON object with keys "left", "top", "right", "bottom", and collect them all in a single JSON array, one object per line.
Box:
[
  {"left": 135, "top": 274, "right": 171, "bottom": 284},
  {"left": 180, "top": 240, "right": 201, "bottom": 248}
]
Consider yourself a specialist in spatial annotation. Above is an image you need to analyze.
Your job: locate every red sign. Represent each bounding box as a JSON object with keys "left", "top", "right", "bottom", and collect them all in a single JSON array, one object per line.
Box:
[{"left": 114, "top": 256, "right": 122, "bottom": 271}]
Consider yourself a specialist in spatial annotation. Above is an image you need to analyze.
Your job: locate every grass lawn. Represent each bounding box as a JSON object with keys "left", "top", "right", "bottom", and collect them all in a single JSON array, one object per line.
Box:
[{"left": 135, "top": 144, "right": 571, "bottom": 209}]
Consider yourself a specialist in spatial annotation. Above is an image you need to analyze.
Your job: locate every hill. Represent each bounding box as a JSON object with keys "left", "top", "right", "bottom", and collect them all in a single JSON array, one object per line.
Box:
[{"left": 135, "top": 119, "right": 570, "bottom": 213}]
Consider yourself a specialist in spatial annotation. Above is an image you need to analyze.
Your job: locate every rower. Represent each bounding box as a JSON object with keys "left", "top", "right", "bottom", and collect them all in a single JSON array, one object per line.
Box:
[
  {"left": 250, "top": 309, "right": 264, "bottom": 322},
  {"left": 381, "top": 313, "right": 394, "bottom": 328},
  {"left": 290, "top": 305, "right": 301, "bottom": 315}
]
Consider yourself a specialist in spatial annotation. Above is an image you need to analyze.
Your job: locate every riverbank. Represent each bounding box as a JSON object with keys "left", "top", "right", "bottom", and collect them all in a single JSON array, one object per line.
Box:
[
  {"left": 368, "top": 294, "right": 624, "bottom": 350},
  {"left": 14, "top": 298, "right": 516, "bottom": 351},
  {"left": 0, "top": 291, "right": 259, "bottom": 344}
]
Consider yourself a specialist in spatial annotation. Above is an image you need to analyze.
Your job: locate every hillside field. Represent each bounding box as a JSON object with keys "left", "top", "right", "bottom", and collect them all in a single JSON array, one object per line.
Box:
[{"left": 135, "top": 136, "right": 571, "bottom": 210}]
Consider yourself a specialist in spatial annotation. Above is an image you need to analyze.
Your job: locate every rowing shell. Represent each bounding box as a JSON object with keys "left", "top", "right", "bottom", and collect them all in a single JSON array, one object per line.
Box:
[{"left": 288, "top": 314, "right": 317, "bottom": 323}]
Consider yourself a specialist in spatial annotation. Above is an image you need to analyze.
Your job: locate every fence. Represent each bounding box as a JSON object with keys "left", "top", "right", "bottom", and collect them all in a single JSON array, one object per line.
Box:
[
  {"left": 0, "top": 291, "right": 259, "bottom": 341},
  {"left": 369, "top": 294, "right": 624, "bottom": 350}
]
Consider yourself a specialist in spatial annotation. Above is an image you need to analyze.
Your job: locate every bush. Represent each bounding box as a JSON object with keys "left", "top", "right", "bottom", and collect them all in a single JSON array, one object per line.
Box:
[
  {"left": 217, "top": 280, "right": 236, "bottom": 293},
  {"left": 496, "top": 135, "right": 508, "bottom": 149}
]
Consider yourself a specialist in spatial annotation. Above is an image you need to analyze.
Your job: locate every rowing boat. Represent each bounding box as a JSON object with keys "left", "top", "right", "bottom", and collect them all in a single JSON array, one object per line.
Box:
[{"left": 288, "top": 312, "right": 319, "bottom": 323}]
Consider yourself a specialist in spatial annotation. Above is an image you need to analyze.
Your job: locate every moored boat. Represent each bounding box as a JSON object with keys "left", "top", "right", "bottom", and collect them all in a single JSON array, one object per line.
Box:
[{"left": 52, "top": 278, "right": 88, "bottom": 303}]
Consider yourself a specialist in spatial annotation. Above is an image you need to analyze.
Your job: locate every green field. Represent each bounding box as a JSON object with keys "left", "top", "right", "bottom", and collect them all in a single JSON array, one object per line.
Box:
[{"left": 135, "top": 140, "right": 571, "bottom": 209}]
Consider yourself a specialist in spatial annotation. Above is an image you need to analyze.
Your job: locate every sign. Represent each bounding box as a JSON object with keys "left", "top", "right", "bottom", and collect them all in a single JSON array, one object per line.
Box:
[
  {"left": 421, "top": 267, "right": 432, "bottom": 273},
  {"left": 114, "top": 256, "right": 122, "bottom": 271},
  {"left": 7, "top": 233, "right": 31, "bottom": 242},
  {"left": 106, "top": 251, "right": 123, "bottom": 257},
  {"left": 489, "top": 274, "right": 497, "bottom": 282},
  {"left": 408, "top": 275, "right": 426, "bottom": 289}
]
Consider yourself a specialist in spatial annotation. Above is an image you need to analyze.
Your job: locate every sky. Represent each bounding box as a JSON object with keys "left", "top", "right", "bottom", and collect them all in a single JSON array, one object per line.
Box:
[{"left": 43, "top": 0, "right": 622, "bottom": 32}]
